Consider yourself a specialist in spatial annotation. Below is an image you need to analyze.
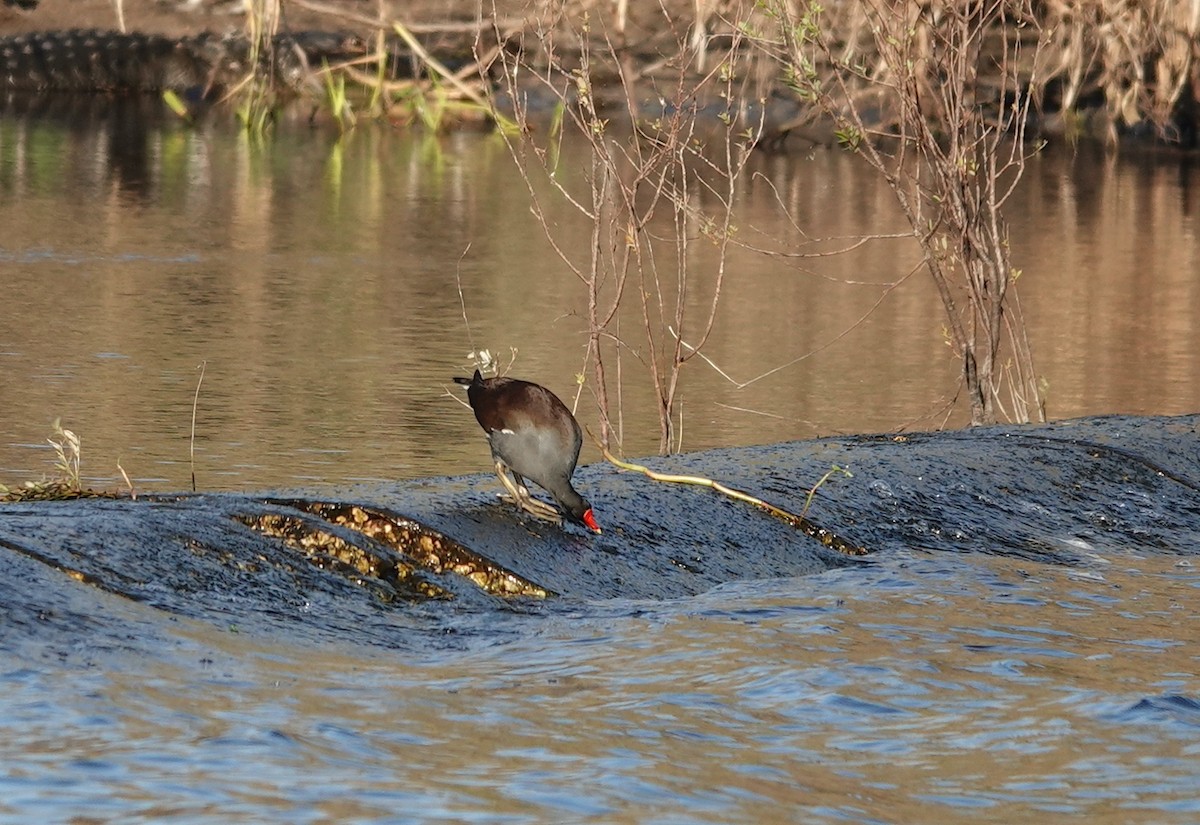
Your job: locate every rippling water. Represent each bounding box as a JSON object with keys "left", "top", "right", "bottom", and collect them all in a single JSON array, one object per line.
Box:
[
  {"left": 1, "top": 108, "right": 1199, "bottom": 821},
  {"left": 3, "top": 547, "right": 1197, "bottom": 821}
]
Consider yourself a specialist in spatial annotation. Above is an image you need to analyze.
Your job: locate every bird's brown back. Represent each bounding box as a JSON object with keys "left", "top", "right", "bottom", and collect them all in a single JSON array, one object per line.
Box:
[{"left": 469, "top": 377, "right": 577, "bottom": 444}]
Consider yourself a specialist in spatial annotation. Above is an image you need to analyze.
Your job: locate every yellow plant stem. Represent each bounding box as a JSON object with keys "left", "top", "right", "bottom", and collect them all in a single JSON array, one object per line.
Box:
[
  {"left": 591, "top": 433, "right": 866, "bottom": 556},
  {"left": 391, "top": 22, "right": 517, "bottom": 131},
  {"left": 392, "top": 22, "right": 488, "bottom": 107}
]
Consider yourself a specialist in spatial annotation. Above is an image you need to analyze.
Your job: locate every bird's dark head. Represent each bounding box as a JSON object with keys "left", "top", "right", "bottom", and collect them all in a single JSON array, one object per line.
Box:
[{"left": 563, "top": 495, "right": 601, "bottom": 534}]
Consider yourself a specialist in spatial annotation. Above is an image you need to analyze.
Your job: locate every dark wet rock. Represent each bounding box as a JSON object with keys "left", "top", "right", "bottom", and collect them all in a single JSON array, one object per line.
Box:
[
  {"left": 0, "top": 414, "right": 1198, "bottom": 652},
  {"left": 829, "top": 415, "right": 1200, "bottom": 561}
]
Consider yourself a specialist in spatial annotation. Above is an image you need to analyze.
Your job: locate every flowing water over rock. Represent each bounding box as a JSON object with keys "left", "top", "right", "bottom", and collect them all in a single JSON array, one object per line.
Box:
[
  {"left": 2, "top": 415, "right": 1199, "bottom": 821},
  {"left": 1, "top": 104, "right": 1199, "bottom": 821}
]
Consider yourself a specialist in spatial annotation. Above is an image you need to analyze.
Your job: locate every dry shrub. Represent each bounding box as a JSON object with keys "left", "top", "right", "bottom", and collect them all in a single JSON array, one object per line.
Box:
[
  {"left": 1036, "top": 0, "right": 1199, "bottom": 140},
  {"left": 489, "top": 1, "right": 764, "bottom": 453}
]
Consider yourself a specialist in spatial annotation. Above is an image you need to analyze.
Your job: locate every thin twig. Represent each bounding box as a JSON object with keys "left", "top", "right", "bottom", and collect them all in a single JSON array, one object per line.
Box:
[
  {"left": 455, "top": 243, "right": 477, "bottom": 362},
  {"left": 291, "top": 0, "right": 525, "bottom": 33},
  {"left": 117, "top": 459, "right": 136, "bottom": 500},
  {"left": 442, "top": 386, "right": 473, "bottom": 410},
  {"left": 191, "top": 360, "right": 206, "bottom": 493},
  {"left": 587, "top": 428, "right": 865, "bottom": 555},
  {"left": 712, "top": 402, "right": 789, "bottom": 420},
  {"left": 666, "top": 259, "right": 917, "bottom": 389},
  {"left": 392, "top": 21, "right": 498, "bottom": 113}
]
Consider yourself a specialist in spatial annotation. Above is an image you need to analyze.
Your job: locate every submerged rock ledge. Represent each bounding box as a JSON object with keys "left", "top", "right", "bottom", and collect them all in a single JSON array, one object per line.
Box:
[{"left": 1, "top": 414, "right": 1197, "bottom": 651}]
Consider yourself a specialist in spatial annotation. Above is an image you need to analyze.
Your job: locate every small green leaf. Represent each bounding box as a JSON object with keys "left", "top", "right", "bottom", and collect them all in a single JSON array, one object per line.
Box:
[{"left": 162, "top": 89, "right": 190, "bottom": 120}]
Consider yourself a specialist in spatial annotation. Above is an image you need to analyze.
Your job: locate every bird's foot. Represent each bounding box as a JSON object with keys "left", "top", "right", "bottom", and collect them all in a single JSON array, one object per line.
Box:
[
  {"left": 498, "top": 492, "right": 563, "bottom": 523},
  {"left": 494, "top": 461, "right": 563, "bottom": 523}
]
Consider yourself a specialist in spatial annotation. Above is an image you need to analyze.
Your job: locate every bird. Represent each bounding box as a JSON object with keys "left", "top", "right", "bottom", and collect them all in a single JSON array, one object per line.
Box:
[{"left": 453, "top": 369, "right": 601, "bottom": 533}]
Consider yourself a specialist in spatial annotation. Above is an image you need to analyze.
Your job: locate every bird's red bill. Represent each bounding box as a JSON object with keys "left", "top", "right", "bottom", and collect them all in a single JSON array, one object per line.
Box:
[{"left": 582, "top": 508, "right": 601, "bottom": 534}]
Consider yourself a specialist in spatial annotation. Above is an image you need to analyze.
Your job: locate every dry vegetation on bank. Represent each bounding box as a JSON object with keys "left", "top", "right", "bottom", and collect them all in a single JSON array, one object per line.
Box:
[{"left": 3, "top": 0, "right": 1198, "bottom": 143}]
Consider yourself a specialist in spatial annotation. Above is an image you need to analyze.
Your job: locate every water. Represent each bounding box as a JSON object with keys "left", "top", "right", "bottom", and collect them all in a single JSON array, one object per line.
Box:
[
  {"left": 1, "top": 108, "right": 1199, "bottom": 821},
  {"left": 2, "top": 549, "right": 1197, "bottom": 822},
  {"left": 1, "top": 114, "right": 1198, "bottom": 491}
]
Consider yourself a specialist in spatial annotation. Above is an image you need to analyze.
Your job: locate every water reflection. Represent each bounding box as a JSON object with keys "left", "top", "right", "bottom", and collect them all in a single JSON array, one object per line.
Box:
[{"left": 0, "top": 109, "right": 1197, "bottom": 492}]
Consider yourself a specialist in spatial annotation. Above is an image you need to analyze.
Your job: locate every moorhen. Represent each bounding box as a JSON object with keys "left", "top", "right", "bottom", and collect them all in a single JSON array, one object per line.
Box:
[{"left": 453, "top": 370, "right": 601, "bottom": 533}]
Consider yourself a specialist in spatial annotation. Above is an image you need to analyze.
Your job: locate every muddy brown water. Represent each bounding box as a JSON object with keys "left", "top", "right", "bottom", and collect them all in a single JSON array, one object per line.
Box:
[
  {"left": 1, "top": 103, "right": 1199, "bottom": 822},
  {"left": 1, "top": 111, "right": 1198, "bottom": 490}
]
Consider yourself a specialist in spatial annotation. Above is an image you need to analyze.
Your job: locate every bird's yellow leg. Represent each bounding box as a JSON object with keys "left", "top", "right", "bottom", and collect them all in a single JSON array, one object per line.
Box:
[{"left": 494, "top": 462, "right": 562, "bottom": 523}]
